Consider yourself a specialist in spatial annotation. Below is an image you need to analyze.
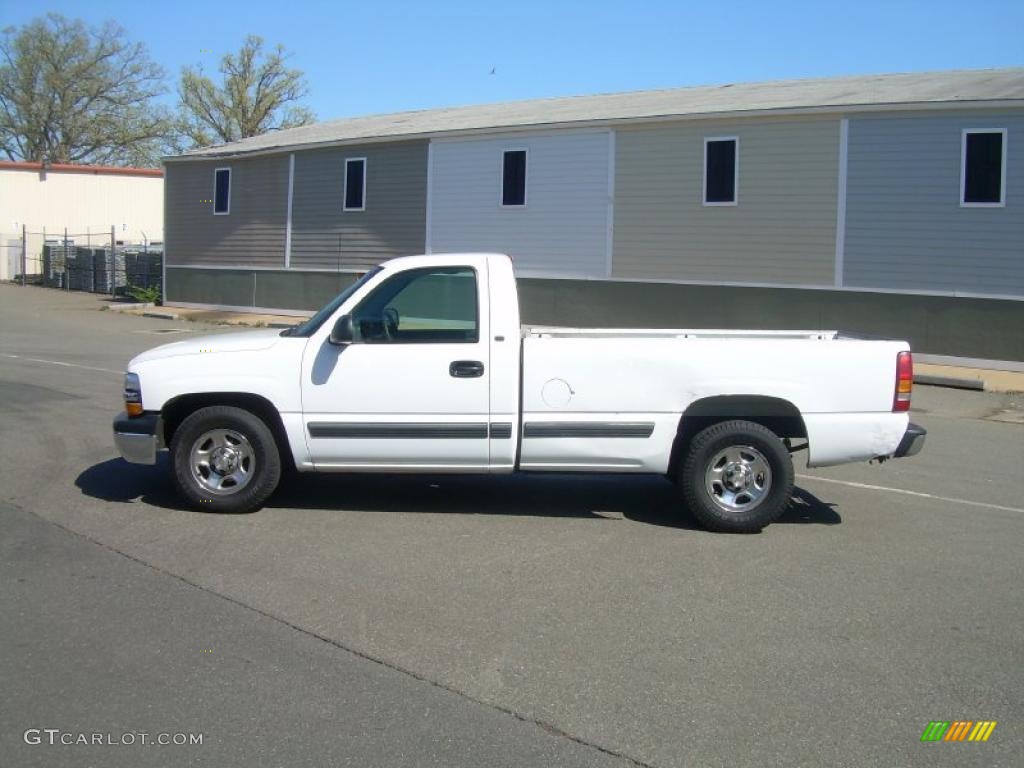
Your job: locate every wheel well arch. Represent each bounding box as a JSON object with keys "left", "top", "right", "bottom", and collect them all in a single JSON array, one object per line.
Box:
[
  {"left": 160, "top": 392, "right": 295, "bottom": 471},
  {"left": 668, "top": 395, "right": 807, "bottom": 476}
]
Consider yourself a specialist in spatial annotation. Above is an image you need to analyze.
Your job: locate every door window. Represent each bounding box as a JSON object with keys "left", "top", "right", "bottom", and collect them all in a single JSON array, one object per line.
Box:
[{"left": 351, "top": 267, "right": 479, "bottom": 343}]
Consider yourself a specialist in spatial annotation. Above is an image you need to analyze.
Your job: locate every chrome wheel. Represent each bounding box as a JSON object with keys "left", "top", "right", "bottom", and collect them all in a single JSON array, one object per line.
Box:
[
  {"left": 189, "top": 429, "right": 255, "bottom": 495},
  {"left": 704, "top": 445, "right": 772, "bottom": 513}
]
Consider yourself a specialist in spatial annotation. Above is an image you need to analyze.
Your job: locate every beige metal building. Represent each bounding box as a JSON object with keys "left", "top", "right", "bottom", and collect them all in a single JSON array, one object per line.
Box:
[{"left": 0, "top": 161, "right": 164, "bottom": 280}]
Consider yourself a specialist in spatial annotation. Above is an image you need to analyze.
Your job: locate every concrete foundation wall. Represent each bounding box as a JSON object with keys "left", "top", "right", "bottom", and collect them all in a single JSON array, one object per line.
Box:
[
  {"left": 166, "top": 267, "right": 358, "bottom": 312},
  {"left": 166, "top": 267, "right": 1024, "bottom": 361}
]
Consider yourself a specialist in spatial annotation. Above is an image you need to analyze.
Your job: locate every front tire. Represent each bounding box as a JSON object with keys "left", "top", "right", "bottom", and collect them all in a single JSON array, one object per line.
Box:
[
  {"left": 679, "top": 420, "right": 794, "bottom": 533},
  {"left": 170, "top": 406, "right": 281, "bottom": 513}
]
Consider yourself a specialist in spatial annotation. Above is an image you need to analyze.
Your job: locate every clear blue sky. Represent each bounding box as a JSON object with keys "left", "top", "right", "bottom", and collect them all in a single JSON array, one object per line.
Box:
[{"left": 6, "top": 0, "right": 1023, "bottom": 120}]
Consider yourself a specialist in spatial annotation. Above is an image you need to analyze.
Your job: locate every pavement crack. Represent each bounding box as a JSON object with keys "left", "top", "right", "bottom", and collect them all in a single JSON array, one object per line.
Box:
[{"left": 21, "top": 503, "right": 656, "bottom": 768}]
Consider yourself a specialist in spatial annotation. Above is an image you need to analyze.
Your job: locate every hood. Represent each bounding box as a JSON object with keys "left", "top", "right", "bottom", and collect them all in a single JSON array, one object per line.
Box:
[{"left": 129, "top": 329, "right": 286, "bottom": 366}]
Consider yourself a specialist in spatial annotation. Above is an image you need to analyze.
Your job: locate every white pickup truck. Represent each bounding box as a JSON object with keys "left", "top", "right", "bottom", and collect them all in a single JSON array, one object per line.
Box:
[{"left": 113, "top": 252, "right": 925, "bottom": 532}]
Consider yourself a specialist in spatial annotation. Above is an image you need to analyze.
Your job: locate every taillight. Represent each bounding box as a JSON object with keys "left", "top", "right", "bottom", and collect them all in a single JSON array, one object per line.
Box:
[{"left": 893, "top": 351, "right": 913, "bottom": 412}]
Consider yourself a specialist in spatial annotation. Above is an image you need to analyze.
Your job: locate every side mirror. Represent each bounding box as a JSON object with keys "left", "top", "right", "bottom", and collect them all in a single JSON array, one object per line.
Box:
[{"left": 329, "top": 314, "right": 354, "bottom": 346}]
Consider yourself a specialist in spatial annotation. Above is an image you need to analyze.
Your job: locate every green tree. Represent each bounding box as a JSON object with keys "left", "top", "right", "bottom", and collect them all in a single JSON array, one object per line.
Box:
[
  {"left": 177, "top": 35, "right": 315, "bottom": 148},
  {"left": 0, "top": 14, "right": 173, "bottom": 166}
]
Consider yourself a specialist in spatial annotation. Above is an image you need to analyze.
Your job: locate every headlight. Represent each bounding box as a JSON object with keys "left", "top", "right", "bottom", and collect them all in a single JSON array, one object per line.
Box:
[{"left": 124, "top": 372, "right": 143, "bottom": 417}]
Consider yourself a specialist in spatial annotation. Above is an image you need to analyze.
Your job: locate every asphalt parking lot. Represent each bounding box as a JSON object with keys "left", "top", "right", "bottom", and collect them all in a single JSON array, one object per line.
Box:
[{"left": 1, "top": 283, "right": 1021, "bottom": 767}]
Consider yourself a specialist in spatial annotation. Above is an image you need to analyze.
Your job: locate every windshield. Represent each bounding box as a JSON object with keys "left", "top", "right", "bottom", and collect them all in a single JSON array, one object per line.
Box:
[{"left": 282, "top": 267, "right": 384, "bottom": 338}]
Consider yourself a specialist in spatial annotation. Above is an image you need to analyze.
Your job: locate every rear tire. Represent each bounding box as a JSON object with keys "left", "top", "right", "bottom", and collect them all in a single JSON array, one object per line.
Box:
[
  {"left": 170, "top": 405, "right": 281, "bottom": 513},
  {"left": 678, "top": 420, "right": 794, "bottom": 533}
]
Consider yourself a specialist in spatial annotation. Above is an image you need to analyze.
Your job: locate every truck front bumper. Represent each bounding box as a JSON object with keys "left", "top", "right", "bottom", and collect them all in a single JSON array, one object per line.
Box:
[
  {"left": 113, "top": 412, "right": 162, "bottom": 465},
  {"left": 893, "top": 422, "right": 926, "bottom": 458}
]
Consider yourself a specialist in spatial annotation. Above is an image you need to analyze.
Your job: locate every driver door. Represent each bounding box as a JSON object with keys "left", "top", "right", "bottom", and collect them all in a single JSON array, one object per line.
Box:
[{"left": 299, "top": 264, "right": 491, "bottom": 470}]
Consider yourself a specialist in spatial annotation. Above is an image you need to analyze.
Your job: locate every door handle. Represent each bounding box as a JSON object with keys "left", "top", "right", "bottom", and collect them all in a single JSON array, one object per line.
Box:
[{"left": 449, "top": 360, "right": 485, "bottom": 378}]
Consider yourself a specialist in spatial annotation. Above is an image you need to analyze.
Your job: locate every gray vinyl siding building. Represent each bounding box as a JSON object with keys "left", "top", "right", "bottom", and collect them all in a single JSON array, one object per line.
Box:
[
  {"left": 165, "top": 154, "right": 289, "bottom": 268},
  {"left": 163, "top": 68, "right": 1024, "bottom": 360},
  {"left": 290, "top": 141, "right": 428, "bottom": 272},
  {"left": 843, "top": 110, "right": 1024, "bottom": 297}
]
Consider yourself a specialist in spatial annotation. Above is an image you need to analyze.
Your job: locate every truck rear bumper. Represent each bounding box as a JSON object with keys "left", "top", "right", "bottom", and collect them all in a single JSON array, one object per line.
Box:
[
  {"left": 893, "top": 422, "right": 926, "bottom": 458},
  {"left": 113, "top": 412, "right": 161, "bottom": 465}
]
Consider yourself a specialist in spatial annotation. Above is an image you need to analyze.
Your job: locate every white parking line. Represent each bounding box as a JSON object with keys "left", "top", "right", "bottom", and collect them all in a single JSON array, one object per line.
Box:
[
  {"left": 0, "top": 353, "right": 121, "bottom": 375},
  {"left": 796, "top": 474, "right": 1024, "bottom": 514}
]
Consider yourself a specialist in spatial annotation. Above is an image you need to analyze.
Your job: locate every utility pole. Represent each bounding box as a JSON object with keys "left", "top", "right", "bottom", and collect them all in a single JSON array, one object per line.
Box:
[{"left": 20, "top": 224, "right": 26, "bottom": 286}]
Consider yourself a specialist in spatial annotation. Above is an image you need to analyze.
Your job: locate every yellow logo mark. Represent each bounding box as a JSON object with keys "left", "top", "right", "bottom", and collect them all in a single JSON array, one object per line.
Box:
[{"left": 967, "top": 721, "right": 997, "bottom": 742}]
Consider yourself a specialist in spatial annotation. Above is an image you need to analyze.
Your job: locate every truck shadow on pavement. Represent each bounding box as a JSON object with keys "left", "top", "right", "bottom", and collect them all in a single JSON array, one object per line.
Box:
[{"left": 76, "top": 457, "right": 841, "bottom": 530}]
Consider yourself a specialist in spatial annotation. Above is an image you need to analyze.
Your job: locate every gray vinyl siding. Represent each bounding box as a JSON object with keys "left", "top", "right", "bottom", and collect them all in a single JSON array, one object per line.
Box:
[
  {"left": 165, "top": 155, "right": 288, "bottom": 267},
  {"left": 290, "top": 141, "right": 427, "bottom": 271},
  {"left": 843, "top": 111, "right": 1024, "bottom": 296},
  {"left": 613, "top": 117, "right": 839, "bottom": 286},
  {"left": 429, "top": 130, "right": 611, "bottom": 277}
]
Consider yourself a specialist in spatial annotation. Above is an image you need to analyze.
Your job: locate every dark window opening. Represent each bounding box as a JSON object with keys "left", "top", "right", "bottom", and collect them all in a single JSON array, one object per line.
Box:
[
  {"left": 704, "top": 139, "right": 737, "bottom": 204},
  {"left": 963, "top": 131, "right": 1004, "bottom": 204},
  {"left": 345, "top": 159, "right": 366, "bottom": 210},
  {"left": 214, "top": 168, "right": 230, "bottom": 214},
  {"left": 502, "top": 150, "right": 526, "bottom": 206}
]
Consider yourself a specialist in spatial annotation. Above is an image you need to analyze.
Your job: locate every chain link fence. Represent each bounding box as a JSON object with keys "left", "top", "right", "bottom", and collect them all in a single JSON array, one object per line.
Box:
[{"left": 6, "top": 227, "right": 163, "bottom": 300}]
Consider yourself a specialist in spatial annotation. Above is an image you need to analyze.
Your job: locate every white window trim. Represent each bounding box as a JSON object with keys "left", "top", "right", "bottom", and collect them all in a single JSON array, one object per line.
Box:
[
  {"left": 500, "top": 148, "right": 528, "bottom": 208},
  {"left": 702, "top": 136, "right": 739, "bottom": 207},
  {"left": 343, "top": 157, "right": 367, "bottom": 212},
  {"left": 213, "top": 167, "right": 231, "bottom": 215},
  {"left": 961, "top": 128, "right": 1007, "bottom": 208}
]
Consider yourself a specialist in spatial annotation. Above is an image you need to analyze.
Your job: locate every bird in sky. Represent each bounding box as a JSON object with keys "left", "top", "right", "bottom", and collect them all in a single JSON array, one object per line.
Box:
[{"left": 489, "top": 66, "right": 496, "bottom": 75}]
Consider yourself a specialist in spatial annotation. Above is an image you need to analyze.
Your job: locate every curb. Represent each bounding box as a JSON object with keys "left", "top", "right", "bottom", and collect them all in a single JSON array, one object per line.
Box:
[
  {"left": 142, "top": 311, "right": 179, "bottom": 320},
  {"left": 914, "top": 374, "right": 985, "bottom": 391},
  {"left": 104, "top": 302, "right": 155, "bottom": 312}
]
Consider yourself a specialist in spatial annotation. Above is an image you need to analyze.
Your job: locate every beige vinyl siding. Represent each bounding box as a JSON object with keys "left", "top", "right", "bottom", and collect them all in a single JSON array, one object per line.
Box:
[
  {"left": 843, "top": 110, "right": 1024, "bottom": 297},
  {"left": 290, "top": 141, "right": 427, "bottom": 271},
  {"left": 612, "top": 117, "right": 839, "bottom": 286},
  {"left": 165, "top": 155, "right": 287, "bottom": 267}
]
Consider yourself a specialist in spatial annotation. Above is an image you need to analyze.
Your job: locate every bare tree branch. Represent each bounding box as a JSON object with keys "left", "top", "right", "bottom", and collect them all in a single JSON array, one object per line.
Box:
[
  {"left": 177, "top": 35, "right": 314, "bottom": 149},
  {"left": 0, "top": 14, "right": 174, "bottom": 166}
]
